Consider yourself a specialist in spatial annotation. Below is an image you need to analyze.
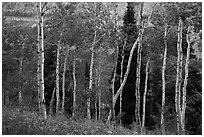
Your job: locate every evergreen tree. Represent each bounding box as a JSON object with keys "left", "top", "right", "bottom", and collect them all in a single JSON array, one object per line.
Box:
[{"left": 123, "top": 2, "right": 138, "bottom": 44}]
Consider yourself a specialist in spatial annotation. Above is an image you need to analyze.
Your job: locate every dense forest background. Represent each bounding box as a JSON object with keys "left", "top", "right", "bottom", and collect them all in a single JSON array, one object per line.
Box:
[{"left": 2, "top": 2, "right": 202, "bottom": 135}]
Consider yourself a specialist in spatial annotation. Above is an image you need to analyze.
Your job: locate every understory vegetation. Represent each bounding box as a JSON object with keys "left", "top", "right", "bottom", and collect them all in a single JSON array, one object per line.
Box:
[{"left": 3, "top": 106, "right": 136, "bottom": 135}]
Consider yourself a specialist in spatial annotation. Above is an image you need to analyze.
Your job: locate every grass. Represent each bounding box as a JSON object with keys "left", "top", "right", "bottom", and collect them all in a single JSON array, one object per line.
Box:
[{"left": 2, "top": 106, "right": 136, "bottom": 135}]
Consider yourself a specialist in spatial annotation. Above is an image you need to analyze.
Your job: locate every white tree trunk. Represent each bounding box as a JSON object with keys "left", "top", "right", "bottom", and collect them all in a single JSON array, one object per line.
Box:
[
  {"left": 56, "top": 19, "right": 65, "bottom": 114},
  {"left": 87, "top": 29, "right": 97, "bottom": 119},
  {"left": 106, "top": 37, "right": 139, "bottom": 123},
  {"left": 175, "top": 17, "right": 183, "bottom": 134},
  {"left": 56, "top": 41, "right": 60, "bottom": 113},
  {"left": 37, "top": 2, "right": 47, "bottom": 119},
  {"left": 161, "top": 22, "right": 168, "bottom": 135},
  {"left": 142, "top": 57, "right": 150, "bottom": 133},
  {"left": 181, "top": 25, "right": 191, "bottom": 135},
  {"left": 72, "top": 54, "right": 76, "bottom": 117},
  {"left": 135, "top": 3, "right": 144, "bottom": 131},
  {"left": 62, "top": 45, "right": 70, "bottom": 113},
  {"left": 111, "top": 44, "right": 119, "bottom": 122}
]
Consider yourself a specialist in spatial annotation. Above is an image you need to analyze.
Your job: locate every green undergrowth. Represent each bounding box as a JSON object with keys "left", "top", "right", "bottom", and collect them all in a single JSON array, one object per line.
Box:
[{"left": 2, "top": 106, "right": 135, "bottom": 135}]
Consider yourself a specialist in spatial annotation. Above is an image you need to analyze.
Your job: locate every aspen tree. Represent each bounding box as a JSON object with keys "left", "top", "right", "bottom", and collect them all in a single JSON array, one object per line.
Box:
[
  {"left": 181, "top": 25, "right": 191, "bottom": 134},
  {"left": 87, "top": 27, "right": 97, "bottom": 119},
  {"left": 108, "top": 3, "right": 119, "bottom": 122},
  {"left": 106, "top": 37, "right": 139, "bottom": 123},
  {"left": 142, "top": 57, "right": 150, "bottom": 133},
  {"left": 175, "top": 17, "right": 183, "bottom": 134},
  {"left": 72, "top": 53, "right": 76, "bottom": 117},
  {"left": 135, "top": 2, "right": 144, "bottom": 131},
  {"left": 56, "top": 40, "right": 60, "bottom": 114},
  {"left": 56, "top": 21, "right": 65, "bottom": 114},
  {"left": 111, "top": 45, "right": 119, "bottom": 121},
  {"left": 161, "top": 22, "right": 168, "bottom": 135},
  {"left": 37, "top": 2, "right": 47, "bottom": 119},
  {"left": 19, "top": 41, "right": 25, "bottom": 105},
  {"left": 62, "top": 45, "right": 70, "bottom": 113}
]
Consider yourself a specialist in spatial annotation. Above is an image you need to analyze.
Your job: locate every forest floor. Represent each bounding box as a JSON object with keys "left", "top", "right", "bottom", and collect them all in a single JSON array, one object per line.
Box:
[{"left": 2, "top": 106, "right": 137, "bottom": 135}]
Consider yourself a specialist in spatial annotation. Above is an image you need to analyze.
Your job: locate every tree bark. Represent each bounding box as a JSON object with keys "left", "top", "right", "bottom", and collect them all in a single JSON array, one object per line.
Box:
[
  {"left": 37, "top": 2, "right": 47, "bottom": 119},
  {"left": 62, "top": 45, "right": 70, "bottom": 114},
  {"left": 161, "top": 22, "right": 168, "bottom": 135},
  {"left": 56, "top": 40, "right": 60, "bottom": 114},
  {"left": 111, "top": 44, "right": 119, "bottom": 122},
  {"left": 106, "top": 37, "right": 139, "bottom": 123},
  {"left": 142, "top": 57, "right": 150, "bottom": 133},
  {"left": 56, "top": 17, "right": 66, "bottom": 114},
  {"left": 135, "top": 2, "right": 144, "bottom": 131},
  {"left": 181, "top": 25, "right": 191, "bottom": 135},
  {"left": 72, "top": 54, "right": 76, "bottom": 117},
  {"left": 87, "top": 29, "right": 97, "bottom": 119},
  {"left": 175, "top": 17, "right": 183, "bottom": 134}
]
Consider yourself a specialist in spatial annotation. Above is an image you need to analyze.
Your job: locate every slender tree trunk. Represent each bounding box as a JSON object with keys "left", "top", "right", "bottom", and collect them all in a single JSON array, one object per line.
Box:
[
  {"left": 161, "top": 22, "right": 168, "bottom": 135},
  {"left": 111, "top": 44, "right": 119, "bottom": 121},
  {"left": 72, "top": 54, "right": 76, "bottom": 117},
  {"left": 62, "top": 45, "right": 70, "bottom": 114},
  {"left": 37, "top": 5, "right": 41, "bottom": 112},
  {"left": 175, "top": 17, "right": 183, "bottom": 134},
  {"left": 56, "top": 20, "right": 65, "bottom": 114},
  {"left": 142, "top": 57, "right": 150, "bottom": 133},
  {"left": 19, "top": 56, "right": 24, "bottom": 105},
  {"left": 49, "top": 86, "right": 55, "bottom": 115},
  {"left": 106, "top": 37, "right": 140, "bottom": 123},
  {"left": 19, "top": 40, "right": 26, "bottom": 106},
  {"left": 37, "top": 2, "right": 47, "bottom": 119},
  {"left": 95, "top": 68, "right": 101, "bottom": 120},
  {"left": 56, "top": 42, "right": 60, "bottom": 114},
  {"left": 98, "top": 69, "right": 102, "bottom": 120},
  {"left": 87, "top": 29, "right": 97, "bottom": 119},
  {"left": 107, "top": 4, "right": 119, "bottom": 123},
  {"left": 181, "top": 25, "right": 191, "bottom": 135},
  {"left": 119, "top": 39, "right": 126, "bottom": 124},
  {"left": 135, "top": 2, "right": 144, "bottom": 132},
  {"left": 95, "top": 92, "right": 98, "bottom": 120}
]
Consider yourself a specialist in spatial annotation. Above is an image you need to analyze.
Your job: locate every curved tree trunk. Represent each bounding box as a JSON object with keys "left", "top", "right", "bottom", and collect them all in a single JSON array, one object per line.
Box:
[
  {"left": 106, "top": 37, "right": 139, "bottom": 123},
  {"left": 119, "top": 39, "right": 126, "bottom": 124},
  {"left": 37, "top": 2, "right": 47, "bottom": 119},
  {"left": 161, "top": 22, "right": 168, "bottom": 135}
]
